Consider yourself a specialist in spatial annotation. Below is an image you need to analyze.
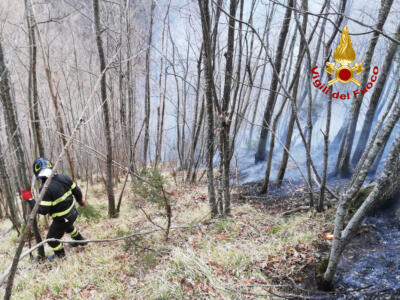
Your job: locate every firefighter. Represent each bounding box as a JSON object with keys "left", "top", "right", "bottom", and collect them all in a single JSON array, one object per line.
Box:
[{"left": 21, "top": 157, "right": 87, "bottom": 260}]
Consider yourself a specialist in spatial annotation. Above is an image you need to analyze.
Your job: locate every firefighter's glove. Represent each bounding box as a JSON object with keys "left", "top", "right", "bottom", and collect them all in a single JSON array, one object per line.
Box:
[
  {"left": 80, "top": 199, "right": 86, "bottom": 207},
  {"left": 21, "top": 187, "right": 33, "bottom": 201}
]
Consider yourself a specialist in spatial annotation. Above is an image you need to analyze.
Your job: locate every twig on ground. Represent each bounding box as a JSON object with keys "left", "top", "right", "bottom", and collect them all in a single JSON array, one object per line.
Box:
[
  {"left": 0, "top": 223, "right": 202, "bottom": 287},
  {"left": 138, "top": 207, "right": 165, "bottom": 231},
  {"left": 281, "top": 206, "right": 309, "bottom": 216},
  {"left": 223, "top": 286, "right": 310, "bottom": 299}
]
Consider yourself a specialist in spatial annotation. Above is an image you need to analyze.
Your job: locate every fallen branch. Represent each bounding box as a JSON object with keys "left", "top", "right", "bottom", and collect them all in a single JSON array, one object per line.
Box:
[
  {"left": 0, "top": 223, "right": 201, "bottom": 287},
  {"left": 281, "top": 206, "right": 309, "bottom": 216},
  {"left": 223, "top": 286, "right": 310, "bottom": 299},
  {"left": 240, "top": 195, "right": 270, "bottom": 200},
  {"left": 138, "top": 207, "right": 165, "bottom": 231}
]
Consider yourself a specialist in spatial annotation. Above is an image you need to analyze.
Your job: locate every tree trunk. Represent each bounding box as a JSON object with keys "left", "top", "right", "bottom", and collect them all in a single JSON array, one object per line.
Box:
[
  {"left": 93, "top": 0, "right": 116, "bottom": 218},
  {"left": 335, "top": 0, "right": 393, "bottom": 177},
  {"left": 254, "top": 0, "right": 293, "bottom": 163},
  {"left": 119, "top": 0, "right": 127, "bottom": 158},
  {"left": 276, "top": 0, "right": 330, "bottom": 185},
  {"left": 198, "top": 0, "right": 217, "bottom": 217},
  {"left": 143, "top": 0, "right": 155, "bottom": 166},
  {"left": 155, "top": 1, "right": 170, "bottom": 168},
  {"left": 219, "top": 0, "right": 238, "bottom": 215},
  {"left": 351, "top": 22, "right": 400, "bottom": 165},
  {"left": 28, "top": 3, "right": 76, "bottom": 180},
  {"left": 0, "top": 38, "right": 44, "bottom": 257},
  {"left": 25, "top": 0, "right": 45, "bottom": 158},
  {"left": 186, "top": 52, "right": 204, "bottom": 182},
  {"left": 0, "top": 141, "right": 21, "bottom": 228},
  {"left": 322, "top": 96, "right": 400, "bottom": 288},
  {"left": 125, "top": 0, "right": 136, "bottom": 174},
  {"left": 319, "top": 89, "right": 332, "bottom": 212},
  {"left": 321, "top": 123, "right": 400, "bottom": 289}
]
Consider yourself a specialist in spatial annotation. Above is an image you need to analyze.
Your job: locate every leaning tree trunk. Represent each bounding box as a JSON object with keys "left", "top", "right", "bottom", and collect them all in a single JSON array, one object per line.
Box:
[
  {"left": 276, "top": 0, "right": 331, "bottom": 185},
  {"left": 351, "top": 22, "right": 400, "bottom": 165},
  {"left": 0, "top": 38, "right": 44, "bottom": 257},
  {"left": 321, "top": 96, "right": 400, "bottom": 289},
  {"left": 321, "top": 122, "right": 400, "bottom": 290},
  {"left": 93, "top": 0, "right": 116, "bottom": 218},
  {"left": 254, "top": 0, "right": 293, "bottom": 163},
  {"left": 186, "top": 53, "right": 204, "bottom": 182},
  {"left": 28, "top": 2, "right": 76, "bottom": 180},
  {"left": 276, "top": 0, "right": 309, "bottom": 186},
  {"left": 198, "top": 0, "right": 218, "bottom": 217},
  {"left": 335, "top": 0, "right": 393, "bottom": 177}
]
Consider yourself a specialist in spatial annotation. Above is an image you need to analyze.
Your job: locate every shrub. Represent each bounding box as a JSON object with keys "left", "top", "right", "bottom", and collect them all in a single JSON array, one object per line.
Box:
[
  {"left": 132, "top": 169, "right": 172, "bottom": 241},
  {"left": 77, "top": 203, "right": 102, "bottom": 221}
]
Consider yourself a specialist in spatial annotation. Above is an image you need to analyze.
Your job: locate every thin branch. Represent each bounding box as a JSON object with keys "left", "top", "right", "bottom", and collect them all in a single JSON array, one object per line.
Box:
[
  {"left": 270, "top": 0, "right": 400, "bottom": 45},
  {"left": 0, "top": 223, "right": 202, "bottom": 287}
]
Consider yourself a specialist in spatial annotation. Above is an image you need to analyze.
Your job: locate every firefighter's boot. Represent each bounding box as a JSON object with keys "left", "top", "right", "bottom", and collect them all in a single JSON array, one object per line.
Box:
[
  {"left": 70, "top": 233, "right": 87, "bottom": 247},
  {"left": 47, "top": 248, "right": 66, "bottom": 261}
]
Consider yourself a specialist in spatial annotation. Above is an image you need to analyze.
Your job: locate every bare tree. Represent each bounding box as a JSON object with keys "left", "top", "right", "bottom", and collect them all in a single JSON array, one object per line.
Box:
[
  {"left": 0, "top": 38, "right": 44, "bottom": 258},
  {"left": 25, "top": 0, "right": 45, "bottom": 158},
  {"left": 93, "top": 0, "right": 116, "bottom": 218},
  {"left": 198, "top": 0, "right": 218, "bottom": 217},
  {"left": 143, "top": 0, "right": 155, "bottom": 166},
  {"left": 254, "top": 0, "right": 293, "bottom": 163},
  {"left": 0, "top": 141, "right": 21, "bottom": 228},
  {"left": 321, "top": 95, "right": 400, "bottom": 289},
  {"left": 351, "top": 22, "right": 400, "bottom": 165},
  {"left": 335, "top": 0, "right": 393, "bottom": 177}
]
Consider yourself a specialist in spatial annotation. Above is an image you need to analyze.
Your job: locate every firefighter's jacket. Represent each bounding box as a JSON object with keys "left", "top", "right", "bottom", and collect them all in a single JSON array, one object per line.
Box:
[{"left": 29, "top": 174, "right": 83, "bottom": 221}]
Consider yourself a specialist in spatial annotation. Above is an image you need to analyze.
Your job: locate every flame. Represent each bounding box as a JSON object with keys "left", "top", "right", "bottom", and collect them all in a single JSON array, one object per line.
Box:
[{"left": 333, "top": 25, "right": 355, "bottom": 66}]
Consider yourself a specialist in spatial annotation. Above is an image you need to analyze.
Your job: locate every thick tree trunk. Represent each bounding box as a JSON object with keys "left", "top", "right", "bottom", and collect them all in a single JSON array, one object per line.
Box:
[
  {"left": 93, "top": 0, "right": 116, "bottom": 218},
  {"left": 248, "top": 8, "right": 274, "bottom": 143},
  {"left": 351, "top": 22, "right": 400, "bottom": 165},
  {"left": 335, "top": 0, "right": 393, "bottom": 177},
  {"left": 219, "top": 0, "right": 237, "bottom": 216},
  {"left": 198, "top": 0, "right": 217, "bottom": 217},
  {"left": 322, "top": 96, "right": 400, "bottom": 289},
  {"left": 0, "top": 38, "right": 44, "bottom": 257},
  {"left": 321, "top": 125, "right": 400, "bottom": 289},
  {"left": 254, "top": 0, "right": 293, "bottom": 163},
  {"left": 262, "top": 25, "right": 298, "bottom": 193}
]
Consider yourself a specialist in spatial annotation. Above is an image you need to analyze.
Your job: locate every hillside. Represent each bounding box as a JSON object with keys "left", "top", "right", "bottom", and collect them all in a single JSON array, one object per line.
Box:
[{"left": 0, "top": 176, "right": 333, "bottom": 299}]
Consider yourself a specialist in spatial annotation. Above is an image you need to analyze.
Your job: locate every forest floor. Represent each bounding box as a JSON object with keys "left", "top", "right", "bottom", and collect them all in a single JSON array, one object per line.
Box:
[{"left": 0, "top": 174, "right": 338, "bottom": 299}]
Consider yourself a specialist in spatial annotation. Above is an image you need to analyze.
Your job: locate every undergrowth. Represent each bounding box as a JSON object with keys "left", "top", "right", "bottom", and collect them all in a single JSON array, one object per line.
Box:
[
  {"left": 77, "top": 202, "right": 102, "bottom": 221},
  {"left": 0, "top": 177, "right": 334, "bottom": 299}
]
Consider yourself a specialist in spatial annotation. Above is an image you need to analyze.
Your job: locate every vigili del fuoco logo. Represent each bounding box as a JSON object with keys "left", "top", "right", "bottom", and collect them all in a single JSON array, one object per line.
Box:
[{"left": 311, "top": 25, "right": 379, "bottom": 100}]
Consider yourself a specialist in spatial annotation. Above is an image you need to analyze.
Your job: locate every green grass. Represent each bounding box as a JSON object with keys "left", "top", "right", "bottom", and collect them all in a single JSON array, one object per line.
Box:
[
  {"left": 0, "top": 179, "right": 334, "bottom": 299},
  {"left": 77, "top": 202, "right": 102, "bottom": 221}
]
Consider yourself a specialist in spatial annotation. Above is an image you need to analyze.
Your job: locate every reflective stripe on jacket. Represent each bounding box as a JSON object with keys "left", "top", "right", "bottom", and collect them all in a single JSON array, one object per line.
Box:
[{"left": 29, "top": 174, "right": 83, "bottom": 220}]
